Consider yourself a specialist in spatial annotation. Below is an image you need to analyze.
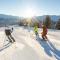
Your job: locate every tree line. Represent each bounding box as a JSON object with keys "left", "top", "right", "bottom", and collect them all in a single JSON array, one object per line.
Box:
[{"left": 19, "top": 15, "right": 60, "bottom": 30}]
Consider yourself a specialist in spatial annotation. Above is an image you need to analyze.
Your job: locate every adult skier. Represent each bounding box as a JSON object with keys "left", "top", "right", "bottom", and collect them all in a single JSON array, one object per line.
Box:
[
  {"left": 41, "top": 25, "right": 48, "bottom": 40},
  {"left": 5, "top": 27, "right": 15, "bottom": 43}
]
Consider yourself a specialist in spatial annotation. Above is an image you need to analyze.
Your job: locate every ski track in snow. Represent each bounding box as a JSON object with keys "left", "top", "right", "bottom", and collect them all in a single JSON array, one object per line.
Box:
[{"left": 0, "top": 27, "right": 60, "bottom": 60}]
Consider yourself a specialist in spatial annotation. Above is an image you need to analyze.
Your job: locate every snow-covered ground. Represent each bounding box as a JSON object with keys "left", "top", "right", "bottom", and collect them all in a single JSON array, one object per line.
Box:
[{"left": 0, "top": 26, "right": 60, "bottom": 60}]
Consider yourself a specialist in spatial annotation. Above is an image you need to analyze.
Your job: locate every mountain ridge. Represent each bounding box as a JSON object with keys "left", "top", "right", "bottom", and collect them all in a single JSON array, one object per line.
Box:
[{"left": 0, "top": 14, "right": 60, "bottom": 26}]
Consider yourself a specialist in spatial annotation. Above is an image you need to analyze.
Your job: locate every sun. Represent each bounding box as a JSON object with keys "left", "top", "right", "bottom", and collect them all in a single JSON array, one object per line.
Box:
[{"left": 23, "top": 8, "right": 36, "bottom": 18}]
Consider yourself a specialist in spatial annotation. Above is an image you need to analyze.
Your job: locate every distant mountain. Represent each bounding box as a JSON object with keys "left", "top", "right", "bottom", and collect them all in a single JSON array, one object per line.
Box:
[
  {"left": 0, "top": 14, "right": 21, "bottom": 26},
  {"left": 50, "top": 15, "right": 60, "bottom": 21},
  {"left": 0, "top": 14, "right": 60, "bottom": 27},
  {"left": 35, "top": 15, "right": 60, "bottom": 22}
]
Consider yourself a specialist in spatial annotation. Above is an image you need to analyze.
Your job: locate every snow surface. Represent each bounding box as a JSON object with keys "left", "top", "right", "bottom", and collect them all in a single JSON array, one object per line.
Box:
[{"left": 0, "top": 26, "right": 60, "bottom": 60}]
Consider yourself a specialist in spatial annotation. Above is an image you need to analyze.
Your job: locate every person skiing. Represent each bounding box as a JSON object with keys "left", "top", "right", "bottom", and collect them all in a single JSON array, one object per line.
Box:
[
  {"left": 34, "top": 24, "right": 38, "bottom": 36},
  {"left": 41, "top": 25, "right": 48, "bottom": 40},
  {"left": 5, "top": 27, "right": 15, "bottom": 43}
]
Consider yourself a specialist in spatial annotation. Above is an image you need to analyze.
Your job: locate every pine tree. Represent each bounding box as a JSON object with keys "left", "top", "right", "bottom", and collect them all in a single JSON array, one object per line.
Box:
[
  {"left": 56, "top": 19, "right": 60, "bottom": 30},
  {"left": 43, "top": 15, "right": 52, "bottom": 28}
]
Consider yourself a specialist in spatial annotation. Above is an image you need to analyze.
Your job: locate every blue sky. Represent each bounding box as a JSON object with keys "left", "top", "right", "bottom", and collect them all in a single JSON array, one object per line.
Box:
[{"left": 0, "top": 0, "right": 60, "bottom": 17}]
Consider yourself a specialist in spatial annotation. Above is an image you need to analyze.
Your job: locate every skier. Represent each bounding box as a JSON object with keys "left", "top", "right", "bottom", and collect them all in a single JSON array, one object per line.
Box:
[
  {"left": 34, "top": 24, "right": 38, "bottom": 36},
  {"left": 41, "top": 25, "right": 48, "bottom": 40},
  {"left": 5, "top": 27, "right": 15, "bottom": 43}
]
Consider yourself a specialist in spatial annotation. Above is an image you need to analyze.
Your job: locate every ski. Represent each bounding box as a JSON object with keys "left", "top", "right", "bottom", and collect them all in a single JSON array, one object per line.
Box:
[
  {"left": 0, "top": 42, "right": 12, "bottom": 52},
  {"left": 41, "top": 38, "right": 48, "bottom": 41}
]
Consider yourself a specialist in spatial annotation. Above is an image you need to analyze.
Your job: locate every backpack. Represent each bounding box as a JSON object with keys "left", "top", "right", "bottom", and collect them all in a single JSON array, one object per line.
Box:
[{"left": 5, "top": 29, "right": 11, "bottom": 35}]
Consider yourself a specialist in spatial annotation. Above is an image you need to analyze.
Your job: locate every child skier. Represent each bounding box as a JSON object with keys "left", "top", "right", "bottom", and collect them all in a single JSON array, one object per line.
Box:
[
  {"left": 34, "top": 25, "right": 38, "bottom": 36},
  {"left": 41, "top": 25, "right": 48, "bottom": 40}
]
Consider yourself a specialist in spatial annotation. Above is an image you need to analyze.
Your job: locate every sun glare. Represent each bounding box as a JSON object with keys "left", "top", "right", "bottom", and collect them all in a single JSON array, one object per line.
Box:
[{"left": 23, "top": 8, "right": 36, "bottom": 18}]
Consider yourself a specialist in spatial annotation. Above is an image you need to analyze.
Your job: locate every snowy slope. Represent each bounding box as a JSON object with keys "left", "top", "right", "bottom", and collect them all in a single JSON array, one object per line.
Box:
[{"left": 0, "top": 26, "right": 60, "bottom": 60}]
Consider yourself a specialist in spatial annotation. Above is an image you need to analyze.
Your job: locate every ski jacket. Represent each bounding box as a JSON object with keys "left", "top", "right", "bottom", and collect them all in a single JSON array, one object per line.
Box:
[
  {"left": 34, "top": 26, "right": 38, "bottom": 33},
  {"left": 42, "top": 25, "right": 48, "bottom": 35},
  {"left": 5, "top": 29, "right": 12, "bottom": 35}
]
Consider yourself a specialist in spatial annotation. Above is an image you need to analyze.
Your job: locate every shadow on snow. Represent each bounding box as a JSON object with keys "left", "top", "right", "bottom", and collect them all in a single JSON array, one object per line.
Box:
[{"left": 36, "top": 34, "right": 60, "bottom": 60}]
